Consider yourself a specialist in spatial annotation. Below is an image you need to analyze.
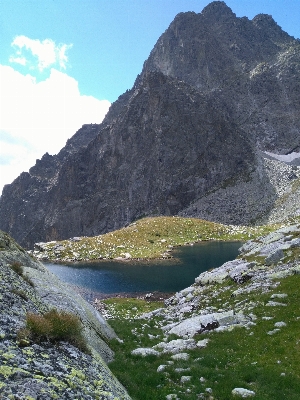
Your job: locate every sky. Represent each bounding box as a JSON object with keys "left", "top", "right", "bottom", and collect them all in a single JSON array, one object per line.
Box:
[{"left": 0, "top": 0, "right": 299, "bottom": 194}]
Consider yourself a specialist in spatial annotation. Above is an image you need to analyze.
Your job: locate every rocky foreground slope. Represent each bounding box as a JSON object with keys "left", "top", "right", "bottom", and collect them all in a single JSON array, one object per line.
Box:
[
  {"left": 0, "top": 230, "right": 131, "bottom": 399},
  {"left": 1, "top": 1, "right": 299, "bottom": 248}
]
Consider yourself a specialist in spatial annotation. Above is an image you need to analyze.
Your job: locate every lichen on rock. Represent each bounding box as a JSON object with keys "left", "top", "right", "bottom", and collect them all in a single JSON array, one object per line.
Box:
[{"left": 0, "top": 230, "right": 131, "bottom": 399}]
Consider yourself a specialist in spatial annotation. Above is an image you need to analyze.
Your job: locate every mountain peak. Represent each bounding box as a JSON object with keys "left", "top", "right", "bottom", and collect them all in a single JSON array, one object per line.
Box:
[
  {"left": 201, "top": 1, "right": 235, "bottom": 20},
  {"left": 252, "top": 13, "right": 292, "bottom": 41}
]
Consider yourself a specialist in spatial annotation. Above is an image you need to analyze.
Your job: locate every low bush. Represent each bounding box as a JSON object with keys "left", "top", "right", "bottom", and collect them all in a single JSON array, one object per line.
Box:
[
  {"left": 23, "top": 309, "right": 89, "bottom": 353},
  {"left": 10, "top": 261, "right": 23, "bottom": 275}
]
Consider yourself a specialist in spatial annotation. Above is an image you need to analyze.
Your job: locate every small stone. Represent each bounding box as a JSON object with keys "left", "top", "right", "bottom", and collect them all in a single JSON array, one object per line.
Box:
[
  {"left": 270, "top": 293, "right": 288, "bottom": 299},
  {"left": 199, "top": 377, "right": 206, "bottom": 383},
  {"left": 197, "top": 338, "right": 210, "bottom": 348},
  {"left": 267, "top": 329, "right": 280, "bottom": 335},
  {"left": 131, "top": 348, "right": 160, "bottom": 356},
  {"left": 266, "top": 301, "right": 287, "bottom": 307},
  {"left": 274, "top": 321, "right": 286, "bottom": 328},
  {"left": 232, "top": 387, "right": 256, "bottom": 397},
  {"left": 175, "top": 368, "right": 190, "bottom": 373},
  {"left": 171, "top": 352, "right": 189, "bottom": 361},
  {"left": 166, "top": 394, "right": 178, "bottom": 400},
  {"left": 157, "top": 365, "right": 167, "bottom": 372},
  {"left": 180, "top": 375, "right": 192, "bottom": 383}
]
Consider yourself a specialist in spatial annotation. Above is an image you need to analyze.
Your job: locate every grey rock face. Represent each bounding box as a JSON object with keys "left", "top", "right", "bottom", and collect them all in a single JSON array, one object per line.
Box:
[
  {"left": 0, "top": 230, "right": 131, "bottom": 398},
  {"left": 0, "top": 1, "right": 300, "bottom": 247}
]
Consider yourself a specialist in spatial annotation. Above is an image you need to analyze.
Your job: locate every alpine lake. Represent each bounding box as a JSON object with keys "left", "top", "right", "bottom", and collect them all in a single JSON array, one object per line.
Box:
[{"left": 45, "top": 241, "right": 242, "bottom": 301}]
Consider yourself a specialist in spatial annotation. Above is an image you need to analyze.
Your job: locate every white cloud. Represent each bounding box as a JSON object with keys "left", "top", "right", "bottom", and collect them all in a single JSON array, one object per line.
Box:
[
  {"left": 0, "top": 66, "right": 111, "bottom": 194},
  {"left": 10, "top": 36, "right": 72, "bottom": 71}
]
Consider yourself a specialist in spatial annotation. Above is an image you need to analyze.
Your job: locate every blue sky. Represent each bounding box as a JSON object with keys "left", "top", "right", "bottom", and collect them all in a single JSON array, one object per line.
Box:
[{"left": 0, "top": 0, "right": 299, "bottom": 193}]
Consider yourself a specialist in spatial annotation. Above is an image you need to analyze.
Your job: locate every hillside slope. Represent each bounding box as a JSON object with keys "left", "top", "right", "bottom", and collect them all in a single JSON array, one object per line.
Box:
[{"left": 99, "top": 221, "right": 300, "bottom": 399}]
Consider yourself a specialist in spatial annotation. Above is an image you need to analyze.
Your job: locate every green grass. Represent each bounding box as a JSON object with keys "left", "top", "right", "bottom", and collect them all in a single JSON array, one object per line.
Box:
[
  {"left": 106, "top": 274, "right": 300, "bottom": 399},
  {"left": 103, "top": 298, "right": 164, "bottom": 319},
  {"left": 38, "top": 216, "right": 278, "bottom": 261}
]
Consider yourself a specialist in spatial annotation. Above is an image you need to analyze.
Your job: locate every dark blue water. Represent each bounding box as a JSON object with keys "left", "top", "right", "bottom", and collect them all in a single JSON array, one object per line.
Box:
[{"left": 45, "top": 241, "right": 241, "bottom": 296}]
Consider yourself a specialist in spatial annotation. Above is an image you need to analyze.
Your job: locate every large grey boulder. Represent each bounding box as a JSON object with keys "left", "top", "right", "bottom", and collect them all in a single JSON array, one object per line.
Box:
[{"left": 165, "top": 311, "right": 249, "bottom": 337}]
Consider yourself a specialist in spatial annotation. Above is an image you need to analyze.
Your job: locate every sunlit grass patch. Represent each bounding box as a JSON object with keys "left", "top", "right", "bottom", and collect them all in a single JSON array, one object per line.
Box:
[
  {"left": 107, "top": 274, "right": 300, "bottom": 399},
  {"left": 37, "top": 216, "right": 278, "bottom": 261},
  {"left": 103, "top": 297, "right": 164, "bottom": 320}
]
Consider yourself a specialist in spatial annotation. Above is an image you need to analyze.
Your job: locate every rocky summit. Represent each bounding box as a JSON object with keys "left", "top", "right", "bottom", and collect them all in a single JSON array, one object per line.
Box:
[{"left": 0, "top": 1, "right": 300, "bottom": 249}]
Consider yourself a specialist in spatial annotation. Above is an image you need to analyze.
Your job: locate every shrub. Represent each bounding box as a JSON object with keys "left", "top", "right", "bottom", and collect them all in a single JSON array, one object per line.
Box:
[
  {"left": 24, "top": 309, "right": 89, "bottom": 353},
  {"left": 10, "top": 261, "right": 23, "bottom": 275},
  {"left": 26, "top": 312, "right": 52, "bottom": 339}
]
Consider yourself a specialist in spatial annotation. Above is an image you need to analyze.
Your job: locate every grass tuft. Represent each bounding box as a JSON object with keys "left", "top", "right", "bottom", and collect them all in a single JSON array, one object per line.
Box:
[
  {"left": 20, "top": 309, "right": 89, "bottom": 353},
  {"left": 9, "top": 261, "right": 23, "bottom": 275},
  {"left": 9, "top": 261, "right": 35, "bottom": 287}
]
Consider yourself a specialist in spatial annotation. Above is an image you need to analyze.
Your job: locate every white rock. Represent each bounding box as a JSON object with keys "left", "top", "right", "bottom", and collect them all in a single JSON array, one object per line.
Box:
[
  {"left": 266, "top": 301, "right": 287, "bottom": 307},
  {"left": 267, "top": 329, "right": 280, "bottom": 335},
  {"left": 232, "top": 387, "right": 256, "bottom": 397},
  {"left": 153, "top": 338, "right": 196, "bottom": 354},
  {"left": 197, "top": 338, "right": 210, "bottom": 348},
  {"left": 274, "top": 321, "right": 287, "bottom": 328},
  {"left": 131, "top": 348, "right": 160, "bottom": 357},
  {"left": 171, "top": 353, "right": 189, "bottom": 361},
  {"left": 157, "top": 365, "right": 167, "bottom": 372},
  {"left": 270, "top": 293, "right": 288, "bottom": 299},
  {"left": 175, "top": 368, "right": 190, "bottom": 373},
  {"left": 167, "top": 310, "right": 248, "bottom": 337},
  {"left": 180, "top": 376, "right": 191, "bottom": 383},
  {"left": 166, "top": 394, "right": 178, "bottom": 400}
]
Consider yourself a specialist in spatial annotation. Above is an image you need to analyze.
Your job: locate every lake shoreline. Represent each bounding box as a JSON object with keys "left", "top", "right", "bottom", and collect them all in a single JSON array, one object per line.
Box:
[
  {"left": 68, "top": 282, "right": 173, "bottom": 303},
  {"left": 42, "top": 239, "right": 243, "bottom": 265},
  {"left": 45, "top": 241, "right": 243, "bottom": 297}
]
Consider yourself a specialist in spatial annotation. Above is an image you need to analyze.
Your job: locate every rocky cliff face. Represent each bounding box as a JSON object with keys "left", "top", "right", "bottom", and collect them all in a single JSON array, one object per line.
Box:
[
  {"left": 0, "top": 230, "right": 131, "bottom": 398},
  {"left": 0, "top": 1, "right": 299, "bottom": 248}
]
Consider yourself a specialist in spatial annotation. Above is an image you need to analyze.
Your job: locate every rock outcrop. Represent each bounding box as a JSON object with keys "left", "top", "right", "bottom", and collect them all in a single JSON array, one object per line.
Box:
[
  {"left": 0, "top": 230, "right": 131, "bottom": 399},
  {"left": 96, "top": 220, "right": 300, "bottom": 398},
  {"left": 0, "top": 1, "right": 299, "bottom": 248},
  {"left": 128, "top": 221, "right": 300, "bottom": 359}
]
